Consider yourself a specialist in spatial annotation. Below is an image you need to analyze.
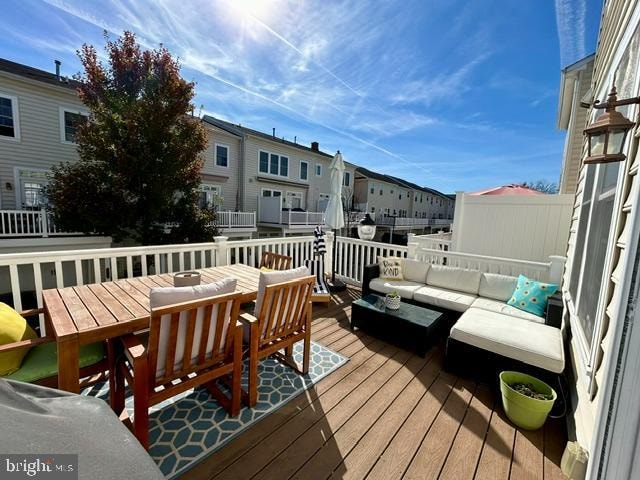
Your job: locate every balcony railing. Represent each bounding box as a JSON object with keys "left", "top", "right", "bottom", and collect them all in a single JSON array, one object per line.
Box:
[
  {"left": 375, "top": 215, "right": 453, "bottom": 227},
  {"left": 216, "top": 211, "right": 256, "bottom": 230},
  {"left": 0, "top": 209, "right": 79, "bottom": 238}
]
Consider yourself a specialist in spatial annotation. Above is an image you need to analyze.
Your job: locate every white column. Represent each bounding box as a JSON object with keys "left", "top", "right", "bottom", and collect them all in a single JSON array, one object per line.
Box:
[
  {"left": 407, "top": 233, "right": 418, "bottom": 259},
  {"left": 214, "top": 236, "right": 229, "bottom": 266},
  {"left": 325, "top": 231, "right": 334, "bottom": 274},
  {"left": 548, "top": 255, "right": 567, "bottom": 286}
]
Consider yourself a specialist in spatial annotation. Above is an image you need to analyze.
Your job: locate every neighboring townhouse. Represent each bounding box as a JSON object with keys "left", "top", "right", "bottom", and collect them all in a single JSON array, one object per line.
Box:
[
  {"left": 202, "top": 116, "right": 357, "bottom": 236},
  {"left": 354, "top": 166, "right": 455, "bottom": 234},
  {"left": 557, "top": 53, "right": 595, "bottom": 195}
]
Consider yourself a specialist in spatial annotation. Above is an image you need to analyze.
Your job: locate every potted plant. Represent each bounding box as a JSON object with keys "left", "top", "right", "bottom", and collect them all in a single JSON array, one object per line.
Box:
[
  {"left": 499, "top": 371, "right": 557, "bottom": 430},
  {"left": 385, "top": 291, "right": 401, "bottom": 310}
]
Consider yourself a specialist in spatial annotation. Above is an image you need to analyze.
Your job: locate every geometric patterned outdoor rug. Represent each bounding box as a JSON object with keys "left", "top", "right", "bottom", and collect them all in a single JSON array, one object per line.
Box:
[{"left": 82, "top": 341, "right": 348, "bottom": 479}]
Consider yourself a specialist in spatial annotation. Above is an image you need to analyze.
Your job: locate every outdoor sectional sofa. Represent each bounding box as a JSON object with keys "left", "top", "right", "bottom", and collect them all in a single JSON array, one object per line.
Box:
[{"left": 361, "top": 259, "right": 565, "bottom": 384}]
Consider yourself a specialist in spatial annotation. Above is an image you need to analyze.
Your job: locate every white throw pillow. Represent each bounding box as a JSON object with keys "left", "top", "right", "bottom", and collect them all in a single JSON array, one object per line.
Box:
[
  {"left": 255, "top": 266, "right": 311, "bottom": 315},
  {"left": 478, "top": 273, "right": 518, "bottom": 302},
  {"left": 426, "top": 265, "right": 482, "bottom": 295},
  {"left": 378, "top": 256, "right": 403, "bottom": 281},
  {"left": 402, "top": 259, "right": 430, "bottom": 284},
  {"left": 150, "top": 278, "right": 237, "bottom": 379}
]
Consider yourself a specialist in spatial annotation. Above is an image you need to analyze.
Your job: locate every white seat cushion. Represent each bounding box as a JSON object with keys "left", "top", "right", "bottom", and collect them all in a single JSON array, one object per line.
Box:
[
  {"left": 450, "top": 308, "right": 564, "bottom": 373},
  {"left": 427, "top": 265, "right": 481, "bottom": 295},
  {"left": 413, "top": 285, "right": 477, "bottom": 312},
  {"left": 478, "top": 273, "right": 518, "bottom": 302},
  {"left": 402, "top": 259, "right": 430, "bottom": 284},
  {"left": 369, "top": 278, "right": 424, "bottom": 299},
  {"left": 471, "top": 298, "right": 545, "bottom": 324}
]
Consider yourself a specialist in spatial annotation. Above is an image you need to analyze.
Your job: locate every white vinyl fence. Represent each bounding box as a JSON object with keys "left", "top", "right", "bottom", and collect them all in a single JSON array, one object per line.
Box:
[{"left": 451, "top": 192, "right": 574, "bottom": 262}]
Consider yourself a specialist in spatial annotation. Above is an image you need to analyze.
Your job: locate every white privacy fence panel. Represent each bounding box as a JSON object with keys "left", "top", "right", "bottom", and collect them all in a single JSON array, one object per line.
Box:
[{"left": 451, "top": 193, "right": 574, "bottom": 262}]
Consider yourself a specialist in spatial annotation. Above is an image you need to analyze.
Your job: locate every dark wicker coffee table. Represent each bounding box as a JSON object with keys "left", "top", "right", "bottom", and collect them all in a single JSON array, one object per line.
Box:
[{"left": 351, "top": 294, "right": 446, "bottom": 356}]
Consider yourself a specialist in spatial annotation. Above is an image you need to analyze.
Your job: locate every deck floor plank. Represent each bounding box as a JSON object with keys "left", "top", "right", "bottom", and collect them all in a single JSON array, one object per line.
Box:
[{"left": 180, "top": 288, "right": 566, "bottom": 480}]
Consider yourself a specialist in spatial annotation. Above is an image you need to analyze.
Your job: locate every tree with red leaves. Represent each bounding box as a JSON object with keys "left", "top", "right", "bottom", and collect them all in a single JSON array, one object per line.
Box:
[{"left": 47, "top": 31, "right": 215, "bottom": 244}]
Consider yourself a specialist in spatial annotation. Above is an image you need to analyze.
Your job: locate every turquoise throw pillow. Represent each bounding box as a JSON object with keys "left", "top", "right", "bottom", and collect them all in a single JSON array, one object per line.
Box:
[{"left": 507, "top": 275, "right": 558, "bottom": 317}]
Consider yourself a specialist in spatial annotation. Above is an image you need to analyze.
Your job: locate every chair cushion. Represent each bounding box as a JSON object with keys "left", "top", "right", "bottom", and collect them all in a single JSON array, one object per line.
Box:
[
  {"left": 507, "top": 275, "right": 558, "bottom": 317},
  {"left": 450, "top": 308, "right": 564, "bottom": 373},
  {"left": 471, "top": 298, "right": 545, "bottom": 324},
  {"left": 378, "top": 256, "right": 404, "bottom": 280},
  {"left": 402, "top": 259, "right": 430, "bottom": 284},
  {"left": 369, "top": 278, "right": 424, "bottom": 299},
  {"left": 478, "top": 273, "right": 518, "bottom": 302},
  {"left": 0, "top": 303, "right": 38, "bottom": 376},
  {"left": 426, "top": 265, "right": 481, "bottom": 295},
  {"left": 255, "top": 266, "right": 310, "bottom": 315},
  {"left": 6, "top": 342, "right": 105, "bottom": 383},
  {"left": 413, "top": 286, "right": 477, "bottom": 312},
  {"left": 150, "top": 278, "right": 237, "bottom": 379}
]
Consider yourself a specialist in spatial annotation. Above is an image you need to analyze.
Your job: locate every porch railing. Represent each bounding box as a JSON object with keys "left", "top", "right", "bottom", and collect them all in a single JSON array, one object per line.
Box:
[
  {"left": 0, "top": 209, "right": 78, "bottom": 238},
  {"left": 375, "top": 215, "right": 453, "bottom": 228},
  {"left": 283, "top": 211, "right": 325, "bottom": 226},
  {"left": 0, "top": 234, "right": 565, "bottom": 324},
  {"left": 216, "top": 211, "right": 256, "bottom": 230}
]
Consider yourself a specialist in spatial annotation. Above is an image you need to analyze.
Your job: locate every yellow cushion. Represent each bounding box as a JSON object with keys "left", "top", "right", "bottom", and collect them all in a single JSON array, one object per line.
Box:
[
  {"left": 260, "top": 267, "right": 274, "bottom": 272},
  {"left": 0, "top": 303, "right": 38, "bottom": 375}
]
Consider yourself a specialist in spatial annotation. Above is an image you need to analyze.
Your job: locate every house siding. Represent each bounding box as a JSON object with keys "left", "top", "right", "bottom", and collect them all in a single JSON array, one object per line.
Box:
[
  {"left": 0, "top": 72, "right": 83, "bottom": 209},
  {"left": 201, "top": 125, "right": 241, "bottom": 211},
  {"left": 562, "top": 0, "right": 640, "bottom": 455}
]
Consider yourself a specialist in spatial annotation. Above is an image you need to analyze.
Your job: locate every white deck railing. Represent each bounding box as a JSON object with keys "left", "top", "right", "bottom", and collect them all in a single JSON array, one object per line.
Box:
[
  {"left": 282, "top": 211, "right": 325, "bottom": 226},
  {"left": 0, "top": 209, "right": 78, "bottom": 237},
  {"left": 410, "top": 232, "right": 453, "bottom": 251},
  {"left": 0, "top": 234, "right": 565, "bottom": 324},
  {"left": 216, "top": 211, "right": 256, "bottom": 230},
  {"left": 375, "top": 215, "right": 453, "bottom": 228}
]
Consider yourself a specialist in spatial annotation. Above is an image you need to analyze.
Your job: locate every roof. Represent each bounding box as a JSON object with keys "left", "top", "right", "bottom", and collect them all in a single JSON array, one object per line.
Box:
[
  {"left": 468, "top": 184, "right": 545, "bottom": 196},
  {"left": 0, "top": 58, "right": 80, "bottom": 91},
  {"left": 557, "top": 53, "right": 595, "bottom": 129},
  {"left": 202, "top": 115, "right": 336, "bottom": 160},
  {"left": 355, "top": 167, "right": 452, "bottom": 200}
]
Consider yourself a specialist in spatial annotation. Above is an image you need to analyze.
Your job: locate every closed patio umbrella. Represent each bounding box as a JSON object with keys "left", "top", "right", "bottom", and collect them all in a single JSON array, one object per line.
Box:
[{"left": 325, "top": 151, "right": 346, "bottom": 291}]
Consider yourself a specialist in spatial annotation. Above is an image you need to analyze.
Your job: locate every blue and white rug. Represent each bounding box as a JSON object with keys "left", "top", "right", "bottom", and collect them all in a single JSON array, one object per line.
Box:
[{"left": 83, "top": 341, "right": 348, "bottom": 479}]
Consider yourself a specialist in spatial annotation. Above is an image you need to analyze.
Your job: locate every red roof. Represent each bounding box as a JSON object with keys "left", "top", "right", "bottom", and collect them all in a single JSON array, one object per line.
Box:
[{"left": 468, "top": 184, "right": 545, "bottom": 196}]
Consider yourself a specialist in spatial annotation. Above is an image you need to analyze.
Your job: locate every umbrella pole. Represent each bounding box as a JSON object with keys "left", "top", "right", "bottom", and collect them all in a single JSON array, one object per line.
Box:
[{"left": 329, "top": 228, "right": 346, "bottom": 292}]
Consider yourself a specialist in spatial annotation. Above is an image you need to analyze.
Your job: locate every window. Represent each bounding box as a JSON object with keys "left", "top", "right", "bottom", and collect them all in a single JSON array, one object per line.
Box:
[
  {"left": 379, "top": 189, "right": 383, "bottom": 196},
  {"left": 370, "top": 187, "right": 374, "bottom": 194},
  {"left": 258, "top": 150, "right": 289, "bottom": 177},
  {"left": 343, "top": 172, "right": 350, "bottom": 186},
  {"left": 198, "top": 184, "right": 221, "bottom": 209},
  {"left": 0, "top": 94, "right": 19, "bottom": 140},
  {"left": 398, "top": 194, "right": 402, "bottom": 200},
  {"left": 569, "top": 163, "right": 620, "bottom": 347},
  {"left": 390, "top": 189, "right": 394, "bottom": 194},
  {"left": 370, "top": 206, "right": 375, "bottom": 213},
  {"left": 300, "top": 161, "right": 308, "bottom": 181},
  {"left": 15, "top": 168, "right": 48, "bottom": 209},
  {"left": 215, "top": 144, "right": 228, "bottom": 167},
  {"left": 60, "top": 108, "right": 88, "bottom": 143},
  {"left": 285, "top": 191, "right": 303, "bottom": 209},
  {"left": 315, "top": 164, "right": 322, "bottom": 176},
  {"left": 262, "top": 188, "right": 283, "bottom": 206}
]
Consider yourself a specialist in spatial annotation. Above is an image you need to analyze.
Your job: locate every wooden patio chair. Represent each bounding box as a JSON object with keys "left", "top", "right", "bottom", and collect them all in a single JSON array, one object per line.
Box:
[
  {"left": 0, "top": 308, "right": 109, "bottom": 390},
  {"left": 110, "top": 291, "right": 244, "bottom": 449},
  {"left": 239, "top": 274, "right": 315, "bottom": 407},
  {"left": 259, "top": 251, "right": 292, "bottom": 271}
]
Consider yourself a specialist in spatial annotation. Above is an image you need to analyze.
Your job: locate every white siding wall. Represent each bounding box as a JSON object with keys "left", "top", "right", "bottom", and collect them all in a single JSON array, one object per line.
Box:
[
  {"left": 451, "top": 193, "right": 573, "bottom": 262},
  {"left": 0, "top": 73, "right": 84, "bottom": 209},
  {"left": 201, "top": 125, "right": 241, "bottom": 210}
]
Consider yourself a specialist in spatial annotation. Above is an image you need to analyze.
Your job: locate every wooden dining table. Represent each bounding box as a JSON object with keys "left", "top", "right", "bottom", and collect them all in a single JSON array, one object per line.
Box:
[{"left": 42, "top": 263, "right": 261, "bottom": 393}]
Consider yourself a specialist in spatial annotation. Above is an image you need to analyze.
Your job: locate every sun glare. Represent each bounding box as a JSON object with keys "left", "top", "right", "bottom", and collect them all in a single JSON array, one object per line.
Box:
[{"left": 230, "top": 0, "right": 274, "bottom": 22}]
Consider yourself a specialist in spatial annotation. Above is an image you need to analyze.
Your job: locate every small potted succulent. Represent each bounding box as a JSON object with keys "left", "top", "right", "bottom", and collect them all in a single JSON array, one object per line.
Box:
[
  {"left": 385, "top": 291, "right": 401, "bottom": 310},
  {"left": 500, "top": 371, "right": 557, "bottom": 430}
]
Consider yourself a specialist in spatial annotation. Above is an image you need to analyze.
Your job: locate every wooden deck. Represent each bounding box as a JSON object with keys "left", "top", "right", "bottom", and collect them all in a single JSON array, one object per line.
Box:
[{"left": 183, "top": 288, "right": 566, "bottom": 480}]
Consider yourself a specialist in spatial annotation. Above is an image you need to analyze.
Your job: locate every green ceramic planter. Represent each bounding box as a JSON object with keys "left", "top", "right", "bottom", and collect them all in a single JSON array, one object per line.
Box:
[{"left": 499, "top": 371, "right": 557, "bottom": 430}]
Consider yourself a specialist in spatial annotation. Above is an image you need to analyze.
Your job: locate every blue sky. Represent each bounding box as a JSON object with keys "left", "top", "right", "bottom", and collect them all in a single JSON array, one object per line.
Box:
[{"left": 1, "top": 0, "right": 601, "bottom": 193}]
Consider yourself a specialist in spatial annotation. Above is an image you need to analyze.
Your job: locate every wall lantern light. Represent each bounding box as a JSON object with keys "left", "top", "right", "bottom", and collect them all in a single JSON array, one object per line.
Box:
[
  {"left": 584, "top": 85, "right": 636, "bottom": 164},
  {"left": 357, "top": 213, "right": 376, "bottom": 240}
]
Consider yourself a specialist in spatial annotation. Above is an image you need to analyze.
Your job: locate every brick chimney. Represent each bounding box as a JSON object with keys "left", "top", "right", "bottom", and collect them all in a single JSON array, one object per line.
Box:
[{"left": 311, "top": 141, "right": 319, "bottom": 152}]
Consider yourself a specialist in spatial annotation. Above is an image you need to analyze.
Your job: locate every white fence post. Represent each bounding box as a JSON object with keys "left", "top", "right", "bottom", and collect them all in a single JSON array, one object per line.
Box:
[
  {"left": 214, "top": 236, "right": 229, "bottom": 266},
  {"left": 407, "top": 233, "right": 417, "bottom": 259},
  {"left": 40, "top": 209, "right": 49, "bottom": 237},
  {"left": 549, "top": 255, "right": 567, "bottom": 286},
  {"left": 325, "top": 231, "right": 334, "bottom": 275}
]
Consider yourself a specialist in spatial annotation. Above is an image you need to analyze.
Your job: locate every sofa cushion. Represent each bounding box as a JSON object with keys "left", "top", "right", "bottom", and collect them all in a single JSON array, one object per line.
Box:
[
  {"left": 426, "top": 265, "right": 481, "bottom": 295},
  {"left": 369, "top": 278, "right": 424, "bottom": 299},
  {"left": 413, "top": 286, "right": 477, "bottom": 312},
  {"left": 402, "top": 259, "right": 430, "bottom": 284},
  {"left": 507, "top": 275, "right": 558, "bottom": 317},
  {"left": 0, "top": 303, "right": 38, "bottom": 376},
  {"left": 378, "top": 257, "right": 403, "bottom": 280},
  {"left": 450, "top": 308, "right": 564, "bottom": 373},
  {"left": 471, "top": 298, "right": 545, "bottom": 324},
  {"left": 478, "top": 273, "right": 518, "bottom": 302}
]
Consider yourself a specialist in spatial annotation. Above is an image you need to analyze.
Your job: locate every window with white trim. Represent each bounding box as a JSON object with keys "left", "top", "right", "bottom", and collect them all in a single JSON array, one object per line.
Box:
[
  {"left": 215, "top": 144, "right": 229, "bottom": 167},
  {"left": 60, "top": 108, "right": 88, "bottom": 143},
  {"left": 300, "top": 161, "right": 308, "bottom": 181},
  {"left": 0, "top": 94, "right": 19, "bottom": 140},
  {"left": 198, "top": 184, "right": 221, "bottom": 209},
  {"left": 258, "top": 150, "right": 288, "bottom": 177},
  {"left": 343, "top": 171, "right": 350, "bottom": 186}
]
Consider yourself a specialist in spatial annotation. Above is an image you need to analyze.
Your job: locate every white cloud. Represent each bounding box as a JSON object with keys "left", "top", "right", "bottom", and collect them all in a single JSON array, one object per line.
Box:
[{"left": 554, "top": 0, "right": 587, "bottom": 67}]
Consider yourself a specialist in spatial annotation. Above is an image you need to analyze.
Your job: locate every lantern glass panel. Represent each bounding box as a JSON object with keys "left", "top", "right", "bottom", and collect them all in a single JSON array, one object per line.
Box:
[
  {"left": 590, "top": 132, "right": 606, "bottom": 156},
  {"left": 357, "top": 224, "right": 376, "bottom": 240},
  {"left": 609, "top": 129, "right": 627, "bottom": 154}
]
